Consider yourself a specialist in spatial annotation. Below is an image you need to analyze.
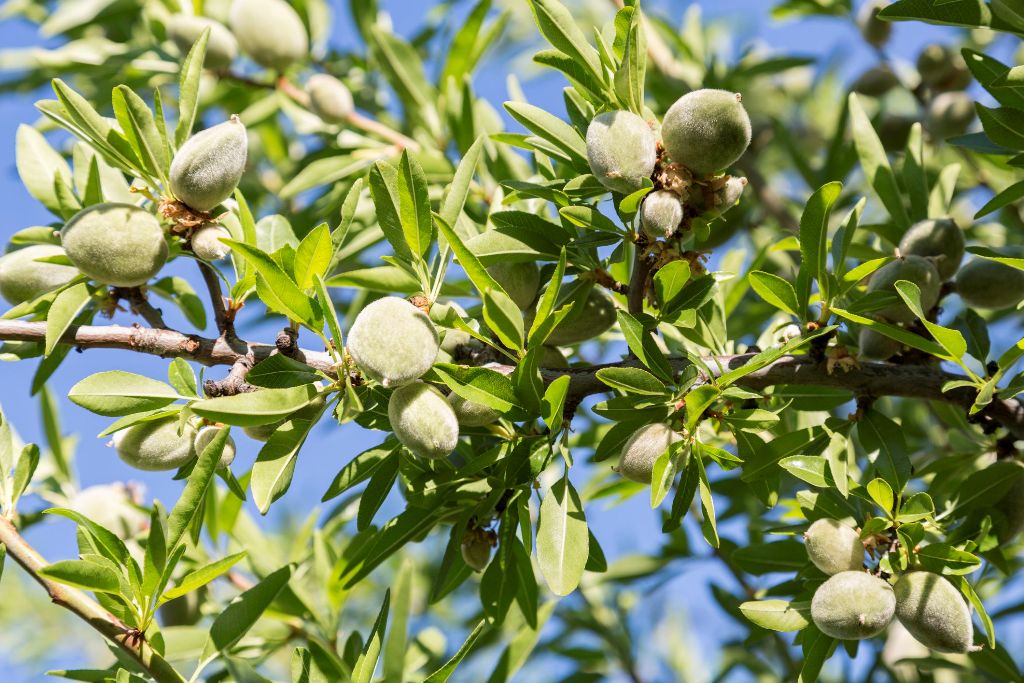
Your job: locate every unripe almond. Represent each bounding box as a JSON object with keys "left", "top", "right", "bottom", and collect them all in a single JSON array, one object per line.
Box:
[
  {"left": 0, "top": 244, "right": 78, "bottom": 305},
  {"left": 617, "top": 423, "right": 684, "bottom": 484},
  {"left": 995, "top": 477, "right": 1024, "bottom": 544},
  {"left": 387, "top": 383, "right": 460, "bottom": 459},
  {"left": 194, "top": 425, "right": 236, "bottom": 467},
  {"left": 487, "top": 262, "right": 540, "bottom": 310},
  {"left": 61, "top": 203, "right": 168, "bottom": 287},
  {"left": 897, "top": 218, "right": 964, "bottom": 281},
  {"left": 159, "top": 589, "right": 205, "bottom": 627},
  {"left": 859, "top": 328, "right": 902, "bottom": 361},
  {"left": 540, "top": 345, "right": 569, "bottom": 369},
  {"left": 894, "top": 572, "right": 973, "bottom": 653},
  {"left": 461, "top": 536, "right": 491, "bottom": 572},
  {"left": 804, "top": 518, "right": 864, "bottom": 575},
  {"left": 917, "top": 44, "right": 970, "bottom": 91},
  {"left": 877, "top": 114, "right": 916, "bottom": 152},
  {"left": 857, "top": 0, "right": 892, "bottom": 48},
  {"left": 867, "top": 255, "right": 941, "bottom": 322},
  {"left": 347, "top": 297, "right": 439, "bottom": 386},
  {"left": 586, "top": 110, "right": 657, "bottom": 194},
  {"left": 641, "top": 190, "right": 683, "bottom": 239},
  {"left": 167, "top": 14, "right": 238, "bottom": 69},
  {"left": 546, "top": 288, "right": 617, "bottom": 346},
  {"left": 190, "top": 224, "right": 232, "bottom": 261},
  {"left": 69, "top": 483, "right": 147, "bottom": 538},
  {"left": 229, "top": 0, "right": 308, "bottom": 70},
  {"left": 307, "top": 73, "right": 354, "bottom": 124},
  {"left": 955, "top": 259, "right": 1024, "bottom": 310},
  {"left": 661, "top": 89, "right": 752, "bottom": 176},
  {"left": 169, "top": 116, "right": 248, "bottom": 213},
  {"left": 852, "top": 65, "right": 900, "bottom": 97},
  {"left": 113, "top": 417, "right": 197, "bottom": 471},
  {"left": 448, "top": 392, "right": 499, "bottom": 427},
  {"left": 243, "top": 421, "right": 280, "bottom": 441},
  {"left": 927, "top": 91, "right": 975, "bottom": 140},
  {"left": 811, "top": 571, "right": 896, "bottom": 640}
]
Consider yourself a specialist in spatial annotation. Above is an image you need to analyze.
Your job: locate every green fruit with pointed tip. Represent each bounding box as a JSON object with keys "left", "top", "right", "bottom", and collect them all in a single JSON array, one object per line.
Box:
[
  {"left": 917, "top": 44, "right": 970, "bottom": 91},
  {"left": 641, "top": 190, "right": 683, "bottom": 239},
  {"left": 307, "top": 73, "right": 354, "bottom": 124},
  {"left": 546, "top": 288, "right": 617, "bottom": 346},
  {"left": 347, "top": 297, "right": 439, "bottom": 387},
  {"left": 61, "top": 203, "right": 168, "bottom": 287},
  {"left": 0, "top": 244, "right": 78, "bottom": 305},
  {"left": 113, "top": 417, "right": 197, "bottom": 472},
  {"left": 857, "top": 0, "right": 892, "bottom": 48},
  {"left": 616, "top": 423, "right": 684, "bottom": 484},
  {"left": 540, "top": 346, "right": 569, "bottom": 369},
  {"left": 955, "top": 259, "right": 1024, "bottom": 310},
  {"left": 894, "top": 572, "right": 973, "bottom": 653},
  {"left": 229, "top": 0, "right": 308, "bottom": 70},
  {"left": 586, "top": 110, "right": 657, "bottom": 194},
  {"left": 804, "top": 518, "right": 864, "bottom": 575},
  {"left": 995, "top": 477, "right": 1024, "bottom": 543},
  {"left": 167, "top": 14, "right": 238, "bottom": 69},
  {"left": 448, "top": 392, "right": 499, "bottom": 427},
  {"left": 191, "top": 224, "right": 232, "bottom": 261},
  {"left": 859, "top": 328, "right": 902, "bottom": 361},
  {"left": 169, "top": 116, "right": 248, "bottom": 212},
  {"left": 898, "top": 218, "right": 964, "bottom": 281},
  {"left": 195, "top": 425, "right": 236, "bottom": 467},
  {"left": 661, "top": 89, "right": 752, "bottom": 176},
  {"left": 69, "top": 483, "right": 146, "bottom": 538},
  {"left": 852, "top": 66, "right": 900, "bottom": 97},
  {"left": 811, "top": 571, "right": 896, "bottom": 640},
  {"left": 488, "top": 261, "right": 540, "bottom": 310},
  {"left": 867, "top": 255, "right": 941, "bottom": 322},
  {"left": 927, "top": 92, "right": 975, "bottom": 140},
  {"left": 461, "top": 536, "right": 491, "bottom": 571},
  {"left": 388, "top": 383, "right": 459, "bottom": 459}
]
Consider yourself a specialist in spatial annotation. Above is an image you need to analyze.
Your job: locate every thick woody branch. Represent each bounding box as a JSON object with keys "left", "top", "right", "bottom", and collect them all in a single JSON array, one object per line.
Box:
[
  {"left": 0, "top": 517, "right": 185, "bottom": 683},
  {"left": 0, "top": 320, "right": 1020, "bottom": 438}
]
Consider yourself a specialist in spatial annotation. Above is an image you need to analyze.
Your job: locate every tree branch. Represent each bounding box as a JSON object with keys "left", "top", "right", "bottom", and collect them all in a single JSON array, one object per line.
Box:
[
  {"left": 0, "top": 517, "right": 185, "bottom": 683},
  {"left": 197, "top": 261, "right": 231, "bottom": 338},
  {"left": 0, "top": 319, "right": 1020, "bottom": 438}
]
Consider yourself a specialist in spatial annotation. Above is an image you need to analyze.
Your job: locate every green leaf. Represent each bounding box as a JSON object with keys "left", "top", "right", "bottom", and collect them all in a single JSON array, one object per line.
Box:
[
  {"left": 15, "top": 124, "right": 72, "bottom": 215},
  {"left": 293, "top": 223, "right": 333, "bottom": 290},
  {"left": 484, "top": 601, "right": 556, "bottom": 683},
  {"left": 440, "top": 137, "right": 485, "bottom": 228},
  {"left": 68, "top": 371, "right": 183, "bottom": 416},
  {"left": 796, "top": 181, "right": 843, "bottom": 310},
  {"left": 731, "top": 540, "right": 807, "bottom": 574},
  {"left": 422, "top": 619, "right": 489, "bottom": 683},
  {"left": 953, "top": 576, "right": 995, "bottom": 649},
  {"left": 896, "top": 492, "right": 934, "bottom": 523},
  {"left": 536, "top": 473, "right": 588, "bottom": 596},
  {"left": 202, "top": 564, "right": 292, "bottom": 658},
  {"left": 858, "top": 411, "right": 912, "bottom": 491},
  {"left": 383, "top": 562, "right": 413, "bottom": 683},
  {"left": 167, "top": 426, "right": 230, "bottom": 551},
  {"left": 848, "top": 93, "right": 910, "bottom": 230},
  {"left": 749, "top": 270, "right": 801, "bottom": 318},
  {"left": 322, "top": 442, "right": 401, "bottom": 502},
  {"left": 831, "top": 307, "right": 949, "bottom": 358},
  {"left": 397, "top": 151, "right": 433, "bottom": 259},
  {"left": 866, "top": 477, "right": 895, "bottom": 516},
  {"left": 45, "top": 282, "right": 90, "bottom": 356},
  {"left": 482, "top": 287, "right": 525, "bottom": 351},
  {"left": 527, "top": 0, "right": 604, "bottom": 90},
  {"left": 191, "top": 384, "right": 320, "bottom": 427},
  {"left": 167, "top": 358, "right": 198, "bottom": 397},
  {"left": 160, "top": 551, "right": 248, "bottom": 603},
  {"left": 39, "top": 559, "right": 121, "bottom": 594},
  {"left": 223, "top": 240, "right": 320, "bottom": 329},
  {"left": 175, "top": 26, "right": 209, "bottom": 146},
  {"left": 112, "top": 85, "right": 168, "bottom": 183},
  {"left": 613, "top": 5, "right": 646, "bottom": 113},
  {"left": 504, "top": 101, "right": 588, "bottom": 168},
  {"left": 246, "top": 354, "right": 322, "bottom": 389},
  {"left": 740, "top": 600, "right": 812, "bottom": 632},
  {"left": 352, "top": 589, "right": 390, "bottom": 683},
  {"left": 916, "top": 543, "right": 981, "bottom": 575},
  {"left": 541, "top": 374, "right": 570, "bottom": 434},
  {"left": 894, "top": 280, "right": 968, "bottom": 363},
  {"left": 251, "top": 401, "right": 326, "bottom": 514},
  {"left": 653, "top": 260, "right": 691, "bottom": 309},
  {"left": 778, "top": 455, "right": 832, "bottom": 488},
  {"left": 685, "top": 385, "right": 721, "bottom": 432},
  {"left": 595, "top": 367, "right": 668, "bottom": 396},
  {"left": 616, "top": 310, "right": 673, "bottom": 382},
  {"left": 357, "top": 450, "right": 399, "bottom": 531},
  {"left": 977, "top": 104, "right": 1024, "bottom": 149}
]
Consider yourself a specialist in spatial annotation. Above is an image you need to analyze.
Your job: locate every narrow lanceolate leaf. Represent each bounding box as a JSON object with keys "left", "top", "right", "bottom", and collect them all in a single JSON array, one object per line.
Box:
[
  {"left": 857, "top": 410, "right": 911, "bottom": 492},
  {"left": 383, "top": 562, "right": 413, "bottom": 683},
  {"left": 175, "top": 27, "right": 209, "bottom": 146},
  {"left": 44, "top": 281, "right": 90, "bottom": 356},
  {"left": 251, "top": 401, "right": 326, "bottom": 514},
  {"left": 39, "top": 559, "right": 121, "bottom": 593},
  {"left": 202, "top": 564, "right": 292, "bottom": 659},
  {"left": 293, "top": 223, "right": 333, "bottom": 290},
  {"left": 749, "top": 271, "right": 800, "bottom": 318},
  {"left": 613, "top": 5, "right": 646, "bottom": 113},
  {"left": 422, "top": 619, "right": 489, "bottom": 683},
  {"left": 397, "top": 151, "right": 433, "bottom": 258},
  {"left": 485, "top": 601, "right": 556, "bottom": 683},
  {"left": 352, "top": 589, "right": 390, "bottom": 683},
  {"left": 166, "top": 427, "right": 230, "bottom": 551},
  {"left": 112, "top": 85, "right": 169, "bottom": 183},
  {"left": 740, "top": 600, "right": 812, "bottom": 632},
  {"left": 536, "top": 473, "right": 588, "bottom": 596},
  {"left": 68, "top": 371, "right": 183, "bottom": 416},
  {"left": 15, "top": 124, "right": 72, "bottom": 215},
  {"left": 223, "top": 240, "right": 320, "bottom": 328},
  {"left": 796, "top": 181, "right": 842, "bottom": 310},
  {"left": 191, "top": 384, "right": 320, "bottom": 427},
  {"left": 440, "top": 137, "right": 484, "bottom": 227},
  {"left": 527, "top": 0, "right": 603, "bottom": 87},
  {"left": 159, "top": 551, "right": 248, "bottom": 603},
  {"left": 848, "top": 93, "right": 910, "bottom": 230}
]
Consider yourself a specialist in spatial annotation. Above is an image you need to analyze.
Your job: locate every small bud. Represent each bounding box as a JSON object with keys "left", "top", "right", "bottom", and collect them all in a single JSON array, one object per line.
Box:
[
  {"left": 347, "top": 297, "right": 440, "bottom": 386},
  {"left": 926, "top": 91, "right": 975, "bottom": 140},
  {"left": 166, "top": 14, "right": 239, "bottom": 69},
  {"left": 61, "top": 203, "right": 168, "bottom": 287},
  {"left": 857, "top": 0, "right": 892, "bottom": 48},
  {"left": 546, "top": 288, "right": 618, "bottom": 346},
  {"left": 194, "top": 425, "right": 236, "bottom": 468},
  {"left": 191, "top": 224, "right": 233, "bottom": 261},
  {"left": 804, "top": 518, "right": 864, "bottom": 575},
  {"left": 641, "top": 190, "right": 684, "bottom": 239},
  {"left": 661, "top": 89, "right": 752, "bottom": 177},
  {"left": 897, "top": 218, "right": 964, "bottom": 281},
  {"left": 894, "top": 572, "right": 973, "bottom": 653},
  {"left": 487, "top": 261, "right": 541, "bottom": 310},
  {"left": 387, "top": 382, "right": 460, "bottom": 459},
  {"left": 867, "top": 255, "right": 941, "bottom": 323},
  {"left": 229, "top": 0, "right": 309, "bottom": 70},
  {"left": 811, "top": 571, "right": 896, "bottom": 640},
  {"left": 113, "top": 417, "right": 197, "bottom": 472},
  {"left": 852, "top": 65, "right": 900, "bottom": 97},
  {"left": 617, "top": 423, "right": 684, "bottom": 484},
  {"left": 955, "top": 258, "right": 1024, "bottom": 310},
  {"left": 0, "top": 244, "right": 78, "bottom": 305},
  {"left": 169, "top": 116, "right": 248, "bottom": 213},
  {"left": 586, "top": 110, "right": 657, "bottom": 194},
  {"left": 859, "top": 328, "right": 902, "bottom": 361},
  {"left": 306, "top": 73, "right": 354, "bottom": 124}
]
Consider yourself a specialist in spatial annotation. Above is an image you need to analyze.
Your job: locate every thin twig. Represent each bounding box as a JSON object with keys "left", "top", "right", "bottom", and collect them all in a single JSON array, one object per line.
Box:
[
  {"left": 115, "top": 287, "right": 168, "bottom": 329},
  {"left": 197, "top": 261, "right": 231, "bottom": 338}
]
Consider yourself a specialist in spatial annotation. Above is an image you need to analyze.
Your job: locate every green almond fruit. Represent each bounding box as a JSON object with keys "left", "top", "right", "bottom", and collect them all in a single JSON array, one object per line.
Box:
[
  {"left": 0, "top": 244, "right": 78, "bottom": 305},
  {"left": 448, "top": 392, "right": 499, "bottom": 428},
  {"left": 113, "top": 416, "right": 197, "bottom": 472},
  {"left": 586, "top": 110, "right": 657, "bottom": 194},
  {"left": 917, "top": 43, "right": 970, "bottom": 91},
  {"left": 927, "top": 91, "right": 975, "bottom": 141},
  {"left": 540, "top": 345, "right": 569, "bottom": 369},
  {"left": 169, "top": 116, "right": 248, "bottom": 213},
  {"left": 857, "top": 0, "right": 892, "bottom": 48},
  {"left": 955, "top": 259, "right": 1024, "bottom": 310},
  {"left": 195, "top": 425, "right": 236, "bottom": 467},
  {"left": 804, "top": 518, "right": 864, "bottom": 575},
  {"left": 894, "top": 572, "right": 973, "bottom": 653},
  {"left": 487, "top": 261, "right": 540, "bottom": 310},
  {"left": 877, "top": 114, "right": 917, "bottom": 152},
  {"left": 229, "top": 0, "right": 308, "bottom": 70},
  {"left": 662, "top": 89, "right": 752, "bottom": 177},
  {"left": 461, "top": 536, "right": 491, "bottom": 572},
  {"left": 61, "top": 203, "right": 168, "bottom": 287},
  {"left": 859, "top": 328, "right": 902, "bottom": 361},
  {"left": 898, "top": 218, "right": 964, "bottom": 281},
  {"left": 616, "top": 423, "right": 684, "bottom": 484},
  {"left": 388, "top": 383, "right": 460, "bottom": 459},
  {"left": 641, "top": 190, "right": 684, "bottom": 239},
  {"left": 867, "top": 255, "right": 941, "bottom": 323},
  {"left": 995, "top": 477, "right": 1024, "bottom": 544},
  {"left": 811, "top": 571, "right": 896, "bottom": 640},
  {"left": 68, "top": 483, "right": 147, "bottom": 539},
  {"left": 852, "top": 65, "right": 900, "bottom": 97},
  {"left": 243, "top": 421, "right": 281, "bottom": 441},
  {"left": 190, "top": 223, "right": 232, "bottom": 261},
  {"left": 546, "top": 288, "right": 617, "bottom": 346},
  {"left": 307, "top": 73, "right": 354, "bottom": 124},
  {"left": 347, "top": 297, "right": 440, "bottom": 387},
  {"left": 167, "top": 14, "right": 238, "bottom": 69}
]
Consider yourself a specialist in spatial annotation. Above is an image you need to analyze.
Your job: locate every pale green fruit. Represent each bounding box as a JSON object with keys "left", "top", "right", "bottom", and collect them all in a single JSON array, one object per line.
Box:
[
  {"left": 113, "top": 417, "right": 197, "bottom": 472},
  {"left": 699, "top": 176, "right": 748, "bottom": 217},
  {"left": 546, "top": 288, "right": 617, "bottom": 345},
  {"left": 229, "top": 0, "right": 308, "bottom": 70},
  {"left": 894, "top": 572, "right": 973, "bottom": 653},
  {"left": 0, "top": 244, "right": 78, "bottom": 305},
  {"left": 641, "top": 190, "right": 684, "bottom": 239},
  {"left": 927, "top": 92, "right": 975, "bottom": 140},
  {"left": 956, "top": 259, "right": 1024, "bottom": 310},
  {"left": 540, "top": 346, "right": 569, "bottom": 369},
  {"left": 191, "top": 224, "right": 232, "bottom": 261},
  {"left": 882, "top": 621, "right": 931, "bottom": 682},
  {"left": 194, "top": 425, "right": 236, "bottom": 467},
  {"left": 488, "top": 262, "right": 540, "bottom": 310},
  {"left": 857, "top": 0, "right": 892, "bottom": 48},
  {"left": 167, "top": 14, "right": 238, "bottom": 69},
  {"left": 347, "top": 297, "right": 439, "bottom": 386},
  {"left": 852, "top": 66, "right": 900, "bottom": 97},
  {"left": 804, "top": 518, "right": 864, "bottom": 575},
  {"left": 159, "top": 589, "right": 205, "bottom": 627},
  {"left": 661, "top": 89, "right": 752, "bottom": 176},
  {"left": 898, "top": 218, "right": 965, "bottom": 281},
  {"left": 169, "top": 116, "right": 248, "bottom": 212},
  {"left": 917, "top": 44, "right": 970, "bottom": 91},
  {"left": 61, "top": 203, "right": 168, "bottom": 287},
  {"left": 461, "top": 536, "right": 491, "bottom": 571},
  {"left": 388, "top": 383, "right": 460, "bottom": 459},
  {"left": 243, "top": 421, "right": 280, "bottom": 441},
  {"left": 811, "top": 571, "right": 896, "bottom": 640},
  {"left": 617, "top": 423, "right": 683, "bottom": 484},
  {"left": 307, "top": 73, "right": 354, "bottom": 124},
  {"left": 69, "top": 484, "right": 146, "bottom": 538},
  {"left": 448, "top": 392, "right": 499, "bottom": 427},
  {"left": 995, "top": 477, "right": 1024, "bottom": 543},
  {"left": 586, "top": 110, "right": 657, "bottom": 194},
  {"left": 877, "top": 114, "right": 917, "bottom": 152},
  {"left": 859, "top": 328, "right": 902, "bottom": 361},
  {"left": 867, "top": 255, "right": 941, "bottom": 322}
]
